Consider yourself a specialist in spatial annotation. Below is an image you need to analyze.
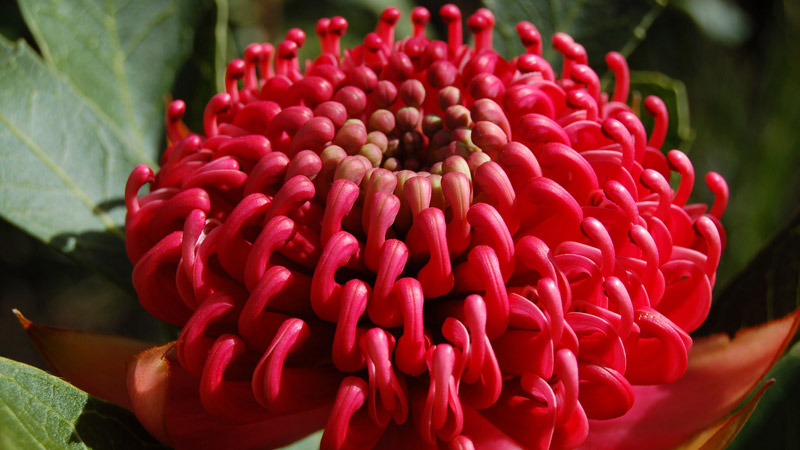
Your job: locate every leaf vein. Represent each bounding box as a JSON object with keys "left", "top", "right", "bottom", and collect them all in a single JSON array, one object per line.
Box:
[
  {"left": 0, "top": 110, "right": 125, "bottom": 240},
  {"left": 104, "top": 0, "right": 150, "bottom": 165},
  {"left": 123, "top": 2, "right": 177, "bottom": 58},
  {"left": 0, "top": 375, "right": 68, "bottom": 450}
]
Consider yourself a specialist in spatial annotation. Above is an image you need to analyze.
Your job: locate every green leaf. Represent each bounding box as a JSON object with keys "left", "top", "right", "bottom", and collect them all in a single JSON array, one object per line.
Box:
[
  {"left": 0, "top": 0, "right": 210, "bottom": 287},
  {"left": 0, "top": 356, "right": 167, "bottom": 449},
  {"left": 672, "top": 0, "right": 753, "bottom": 46},
  {"left": 0, "top": 37, "right": 135, "bottom": 287},
  {"left": 277, "top": 430, "right": 323, "bottom": 450},
  {"left": 628, "top": 70, "right": 694, "bottom": 152},
  {"left": 17, "top": 0, "right": 207, "bottom": 165},
  {"left": 485, "top": 0, "right": 667, "bottom": 62},
  {"left": 697, "top": 209, "right": 800, "bottom": 337},
  {"left": 727, "top": 340, "right": 800, "bottom": 449}
]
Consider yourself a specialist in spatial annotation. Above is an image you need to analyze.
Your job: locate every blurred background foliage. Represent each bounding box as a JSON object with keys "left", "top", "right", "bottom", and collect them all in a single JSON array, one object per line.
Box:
[{"left": 0, "top": 0, "right": 798, "bottom": 443}]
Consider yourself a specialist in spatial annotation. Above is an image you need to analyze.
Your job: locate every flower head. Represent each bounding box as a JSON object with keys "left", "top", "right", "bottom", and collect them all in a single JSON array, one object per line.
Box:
[{"left": 124, "top": 5, "right": 729, "bottom": 449}]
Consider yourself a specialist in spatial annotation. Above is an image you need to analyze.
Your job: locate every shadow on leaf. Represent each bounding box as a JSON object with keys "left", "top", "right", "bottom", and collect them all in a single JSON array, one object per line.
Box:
[
  {"left": 50, "top": 227, "right": 134, "bottom": 292},
  {"left": 69, "top": 395, "right": 168, "bottom": 449}
]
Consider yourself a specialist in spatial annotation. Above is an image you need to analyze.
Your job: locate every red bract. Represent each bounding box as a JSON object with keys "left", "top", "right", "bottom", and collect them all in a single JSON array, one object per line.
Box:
[{"left": 124, "top": 5, "right": 730, "bottom": 449}]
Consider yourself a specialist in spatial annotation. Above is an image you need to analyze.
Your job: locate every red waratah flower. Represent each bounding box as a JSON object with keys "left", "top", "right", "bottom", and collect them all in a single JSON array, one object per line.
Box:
[{"left": 15, "top": 5, "right": 800, "bottom": 450}]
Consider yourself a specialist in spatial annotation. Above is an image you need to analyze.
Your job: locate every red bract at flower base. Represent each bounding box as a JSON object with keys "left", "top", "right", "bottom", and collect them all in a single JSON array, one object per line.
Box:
[{"left": 120, "top": 4, "right": 733, "bottom": 450}]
